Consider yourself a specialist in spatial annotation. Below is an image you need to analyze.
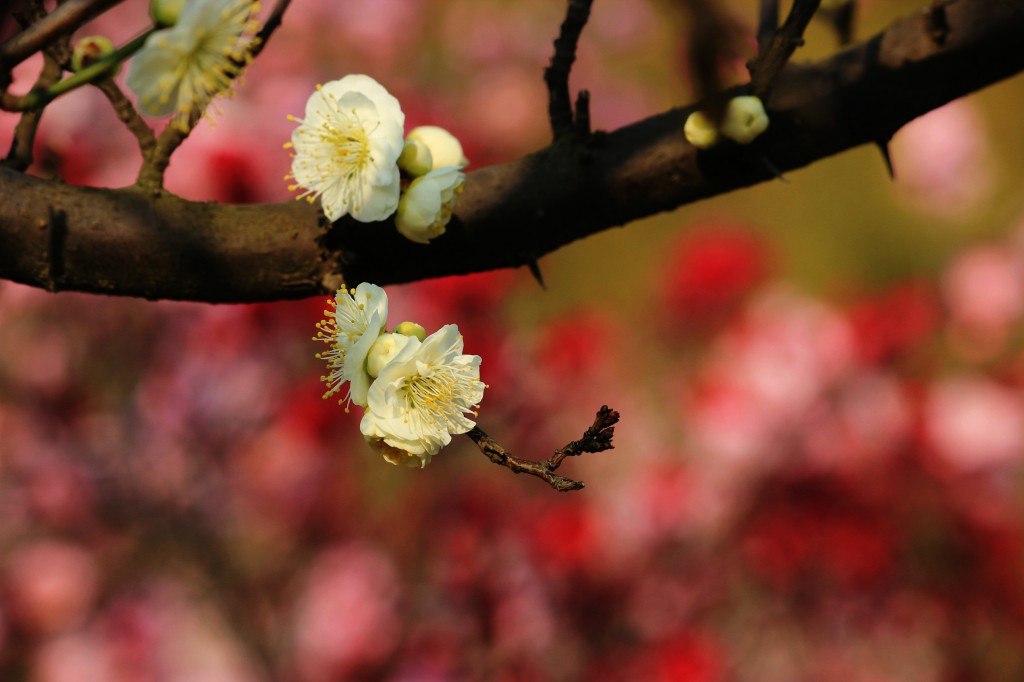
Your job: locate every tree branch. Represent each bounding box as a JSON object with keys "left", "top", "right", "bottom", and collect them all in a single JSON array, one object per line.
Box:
[
  {"left": 543, "top": 0, "right": 593, "bottom": 140},
  {"left": 467, "top": 406, "right": 619, "bottom": 492},
  {"left": 0, "top": 0, "right": 1021, "bottom": 302},
  {"left": 748, "top": 0, "right": 821, "bottom": 98}
]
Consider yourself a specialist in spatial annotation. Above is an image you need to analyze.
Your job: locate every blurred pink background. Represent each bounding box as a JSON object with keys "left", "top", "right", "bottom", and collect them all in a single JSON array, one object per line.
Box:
[{"left": 3, "top": 0, "right": 1024, "bottom": 680}]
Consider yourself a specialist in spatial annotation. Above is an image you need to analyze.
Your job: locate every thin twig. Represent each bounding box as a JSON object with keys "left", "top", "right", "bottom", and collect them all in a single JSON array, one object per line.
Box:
[
  {"left": 95, "top": 79, "right": 156, "bottom": 157},
  {"left": 757, "top": 0, "right": 779, "bottom": 57},
  {"left": 0, "top": 0, "right": 125, "bottom": 79},
  {"left": 2, "top": 51, "right": 61, "bottom": 170},
  {"left": 467, "top": 406, "right": 619, "bottom": 492},
  {"left": 136, "top": 125, "right": 187, "bottom": 192},
  {"left": 543, "top": 0, "right": 593, "bottom": 141},
  {"left": 248, "top": 0, "right": 292, "bottom": 61},
  {"left": 748, "top": 0, "right": 821, "bottom": 98}
]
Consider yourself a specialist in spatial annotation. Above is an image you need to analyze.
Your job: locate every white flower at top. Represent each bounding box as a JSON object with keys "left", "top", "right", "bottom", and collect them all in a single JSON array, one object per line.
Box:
[
  {"left": 127, "top": 0, "right": 259, "bottom": 130},
  {"left": 360, "top": 324, "right": 485, "bottom": 468},
  {"left": 287, "top": 75, "right": 406, "bottom": 222},
  {"left": 395, "top": 167, "right": 465, "bottom": 244},
  {"left": 314, "top": 283, "right": 389, "bottom": 409}
]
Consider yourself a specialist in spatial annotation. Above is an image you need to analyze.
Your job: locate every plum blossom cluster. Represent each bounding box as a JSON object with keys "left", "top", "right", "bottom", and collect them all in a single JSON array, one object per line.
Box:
[
  {"left": 126, "top": 0, "right": 261, "bottom": 131},
  {"left": 285, "top": 75, "right": 468, "bottom": 244},
  {"left": 315, "top": 283, "right": 485, "bottom": 468}
]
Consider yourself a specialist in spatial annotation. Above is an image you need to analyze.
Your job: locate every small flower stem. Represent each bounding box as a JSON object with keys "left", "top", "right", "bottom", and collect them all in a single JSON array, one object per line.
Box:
[{"left": 95, "top": 79, "right": 156, "bottom": 158}]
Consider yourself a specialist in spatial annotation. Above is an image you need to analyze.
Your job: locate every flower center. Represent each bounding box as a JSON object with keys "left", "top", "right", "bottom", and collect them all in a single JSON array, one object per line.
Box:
[
  {"left": 405, "top": 366, "right": 460, "bottom": 425},
  {"left": 323, "top": 119, "right": 372, "bottom": 179}
]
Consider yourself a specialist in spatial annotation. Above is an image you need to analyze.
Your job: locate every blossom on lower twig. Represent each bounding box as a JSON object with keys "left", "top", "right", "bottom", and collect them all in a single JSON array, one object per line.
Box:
[
  {"left": 127, "top": 0, "right": 259, "bottom": 130},
  {"left": 287, "top": 75, "right": 406, "bottom": 222},
  {"left": 360, "top": 324, "right": 485, "bottom": 468},
  {"left": 395, "top": 167, "right": 465, "bottom": 244},
  {"left": 314, "top": 283, "right": 389, "bottom": 408}
]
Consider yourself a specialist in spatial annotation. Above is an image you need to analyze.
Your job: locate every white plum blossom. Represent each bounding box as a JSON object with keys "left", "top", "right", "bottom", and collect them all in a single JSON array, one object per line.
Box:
[
  {"left": 314, "top": 283, "right": 389, "bottom": 408},
  {"left": 720, "top": 96, "right": 769, "bottom": 144},
  {"left": 405, "top": 125, "right": 468, "bottom": 169},
  {"left": 127, "top": 0, "right": 259, "bottom": 130},
  {"left": 360, "top": 324, "right": 485, "bottom": 468},
  {"left": 287, "top": 75, "right": 406, "bottom": 222},
  {"left": 395, "top": 167, "right": 465, "bottom": 244}
]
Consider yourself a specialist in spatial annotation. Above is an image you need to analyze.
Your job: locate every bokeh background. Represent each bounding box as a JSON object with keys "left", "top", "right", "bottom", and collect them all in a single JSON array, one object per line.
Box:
[{"left": 3, "top": 0, "right": 1024, "bottom": 680}]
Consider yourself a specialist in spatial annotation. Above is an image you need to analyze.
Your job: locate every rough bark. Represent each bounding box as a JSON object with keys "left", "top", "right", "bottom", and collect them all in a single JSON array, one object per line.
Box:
[{"left": 0, "top": 0, "right": 1022, "bottom": 302}]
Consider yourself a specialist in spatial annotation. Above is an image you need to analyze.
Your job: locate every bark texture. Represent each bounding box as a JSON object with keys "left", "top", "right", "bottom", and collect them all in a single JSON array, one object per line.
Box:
[{"left": 1, "top": 0, "right": 1022, "bottom": 302}]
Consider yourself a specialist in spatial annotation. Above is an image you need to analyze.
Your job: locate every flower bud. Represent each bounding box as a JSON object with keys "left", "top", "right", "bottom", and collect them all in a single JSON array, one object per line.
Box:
[
  {"left": 684, "top": 111, "right": 720, "bottom": 150},
  {"left": 150, "top": 0, "right": 187, "bottom": 26},
  {"left": 393, "top": 321, "right": 426, "bottom": 341},
  {"left": 397, "top": 139, "right": 434, "bottom": 177},
  {"left": 396, "top": 167, "right": 465, "bottom": 244},
  {"left": 70, "top": 36, "right": 117, "bottom": 74},
  {"left": 366, "top": 332, "right": 413, "bottom": 378},
  {"left": 406, "top": 125, "right": 468, "bottom": 169},
  {"left": 720, "top": 96, "right": 769, "bottom": 145}
]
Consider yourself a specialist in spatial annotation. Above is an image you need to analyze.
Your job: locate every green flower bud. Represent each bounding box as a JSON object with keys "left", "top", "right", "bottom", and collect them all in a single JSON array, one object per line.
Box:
[
  {"left": 150, "top": 0, "right": 187, "bottom": 26},
  {"left": 70, "top": 36, "right": 117, "bottom": 74},
  {"left": 393, "top": 321, "right": 427, "bottom": 342}
]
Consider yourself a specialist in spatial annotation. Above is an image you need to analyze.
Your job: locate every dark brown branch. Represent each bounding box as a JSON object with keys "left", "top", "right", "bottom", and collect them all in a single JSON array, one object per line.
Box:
[
  {"left": 95, "top": 79, "right": 156, "bottom": 158},
  {"left": 467, "top": 406, "right": 619, "bottom": 492},
  {"left": 748, "top": 0, "right": 821, "bottom": 97},
  {"left": 0, "top": 0, "right": 124, "bottom": 83},
  {"left": 0, "top": 0, "right": 1021, "bottom": 302},
  {"left": 544, "top": 0, "right": 593, "bottom": 140}
]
